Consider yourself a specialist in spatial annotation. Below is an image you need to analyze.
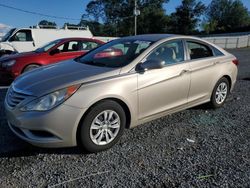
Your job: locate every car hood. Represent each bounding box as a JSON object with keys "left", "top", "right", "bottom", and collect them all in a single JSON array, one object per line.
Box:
[
  {"left": 13, "top": 60, "right": 120, "bottom": 97},
  {"left": 0, "top": 51, "right": 40, "bottom": 61}
]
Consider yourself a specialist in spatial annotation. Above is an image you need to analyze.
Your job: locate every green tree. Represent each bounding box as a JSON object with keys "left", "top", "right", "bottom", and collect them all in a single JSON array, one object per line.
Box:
[
  {"left": 206, "top": 0, "right": 250, "bottom": 32},
  {"left": 85, "top": 0, "right": 170, "bottom": 36},
  {"left": 79, "top": 20, "right": 105, "bottom": 36},
  {"left": 202, "top": 20, "right": 218, "bottom": 34},
  {"left": 38, "top": 20, "right": 57, "bottom": 27},
  {"left": 169, "top": 0, "right": 206, "bottom": 34}
]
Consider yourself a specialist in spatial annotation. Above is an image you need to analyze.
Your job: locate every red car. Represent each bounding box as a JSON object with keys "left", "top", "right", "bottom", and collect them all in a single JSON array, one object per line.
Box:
[{"left": 0, "top": 37, "right": 104, "bottom": 84}]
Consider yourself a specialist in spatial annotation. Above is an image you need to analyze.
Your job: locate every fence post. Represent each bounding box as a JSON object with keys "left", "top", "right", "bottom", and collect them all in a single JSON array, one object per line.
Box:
[
  {"left": 225, "top": 38, "right": 228, "bottom": 49},
  {"left": 248, "top": 35, "right": 250, "bottom": 47},
  {"left": 236, "top": 37, "right": 240, "bottom": 48}
]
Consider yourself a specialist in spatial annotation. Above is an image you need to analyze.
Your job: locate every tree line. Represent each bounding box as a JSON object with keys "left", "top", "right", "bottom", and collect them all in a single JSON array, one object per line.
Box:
[{"left": 39, "top": 0, "right": 250, "bottom": 36}]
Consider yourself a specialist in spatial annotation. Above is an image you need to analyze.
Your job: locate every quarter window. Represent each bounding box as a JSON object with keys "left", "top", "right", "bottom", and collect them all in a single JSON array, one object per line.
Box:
[
  {"left": 146, "top": 40, "right": 185, "bottom": 65},
  {"left": 187, "top": 41, "right": 213, "bottom": 60},
  {"left": 212, "top": 46, "right": 224, "bottom": 56}
]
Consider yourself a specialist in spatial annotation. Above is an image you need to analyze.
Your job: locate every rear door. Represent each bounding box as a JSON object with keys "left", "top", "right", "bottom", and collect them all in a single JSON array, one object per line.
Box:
[
  {"left": 138, "top": 40, "right": 191, "bottom": 119},
  {"left": 185, "top": 40, "right": 220, "bottom": 103}
]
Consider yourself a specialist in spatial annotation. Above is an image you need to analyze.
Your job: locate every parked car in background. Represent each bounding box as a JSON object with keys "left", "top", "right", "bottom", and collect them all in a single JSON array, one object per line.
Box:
[
  {"left": 0, "top": 37, "right": 104, "bottom": 84},
  {"left": 0, "top": 25, "right": 93, "bottom": 57},
  {"left": 4, "top": 34, "right": 238, "bottom": 153}
]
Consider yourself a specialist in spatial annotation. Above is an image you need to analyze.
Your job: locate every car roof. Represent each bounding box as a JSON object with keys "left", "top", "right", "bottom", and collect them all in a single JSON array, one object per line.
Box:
[
  {"left": 57, "top": 37, "right": 105, "bottom": 43},
  {"left": 121, "top": 34, "right": 179, "bottom": 42}
]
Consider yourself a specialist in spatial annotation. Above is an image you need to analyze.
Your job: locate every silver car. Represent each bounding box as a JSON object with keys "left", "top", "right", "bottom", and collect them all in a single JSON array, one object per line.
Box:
[{"left": 5, "top": 34, "right": 238, "bottom": 153}]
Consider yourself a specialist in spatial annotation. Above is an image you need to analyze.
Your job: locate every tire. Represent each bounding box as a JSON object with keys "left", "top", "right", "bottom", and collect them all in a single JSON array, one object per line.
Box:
[
  {"left": 23, "top": 64, "right": 41, "bottom": 73},
  {"left": 79, "top": 100, "right": 126, "bottom": 153},
  {"left": 209, "top": 77, "right": 229, "bottom": 108}
]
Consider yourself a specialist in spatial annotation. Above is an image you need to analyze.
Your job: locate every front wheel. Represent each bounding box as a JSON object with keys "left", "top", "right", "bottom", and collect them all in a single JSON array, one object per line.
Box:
[
  {"left": 209, "top": 77, "right": 229, "bottom": 108},
  {"left": 79, "top": 100, "right": 126, "bottom": 153}
]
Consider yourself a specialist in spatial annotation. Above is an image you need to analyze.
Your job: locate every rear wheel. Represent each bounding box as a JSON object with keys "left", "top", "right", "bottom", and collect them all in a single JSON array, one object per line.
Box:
[
  {"left": 209, "top": 77, "right": 229, "bottom": 108},
  {"left": 23, "top": 64, "right": 41, "bottom": 73},
  {"left": 79, "top": 100, "right": 126, "bottom": 153}
]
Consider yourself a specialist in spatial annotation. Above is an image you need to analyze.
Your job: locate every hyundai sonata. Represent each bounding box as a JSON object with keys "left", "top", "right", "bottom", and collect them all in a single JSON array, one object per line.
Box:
[{"left": 5, "top": 34, "right": 238, "bottom": 153}]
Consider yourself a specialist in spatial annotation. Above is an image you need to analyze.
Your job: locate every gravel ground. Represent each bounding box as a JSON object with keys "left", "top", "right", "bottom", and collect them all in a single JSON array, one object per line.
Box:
[{"left": 0, "top": 48, "right": 249, "bottom": 188}]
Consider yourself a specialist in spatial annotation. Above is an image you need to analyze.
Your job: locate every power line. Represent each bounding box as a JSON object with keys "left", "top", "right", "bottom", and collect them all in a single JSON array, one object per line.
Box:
[{"left": 0, "top": 3, "right": 81, "bottom": 21}]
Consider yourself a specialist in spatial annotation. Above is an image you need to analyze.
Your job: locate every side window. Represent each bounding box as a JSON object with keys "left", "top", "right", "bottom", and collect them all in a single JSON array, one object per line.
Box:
[
  {"left": 81, "top": 41, "right": 100, "bottom": 50},
  {"left": 187, "top": 41, "right": 213, "bottom": 60},
  {"left": 146, "top": 40, "right": 185, "bottom": 65},
  {"left": 57, "top": 44, "right": 64, "bottom": 51},
  {"left": 56, "top": 41, "right": 81, "bottom": 52},
  {"left": 68, "top": 41, "right": 79, "bottom": 51},
  {"left": 10, "top": 30, "right": 32, "bottom": 42}
]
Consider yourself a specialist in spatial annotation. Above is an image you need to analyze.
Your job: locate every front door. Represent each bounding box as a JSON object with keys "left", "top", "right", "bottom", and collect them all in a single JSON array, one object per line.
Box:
[
  {"left": 138, "top": 40, "right": 190, "bottom": 119},
  {"left": 49, "top": 40, "right": 85, "bottom": 63}
]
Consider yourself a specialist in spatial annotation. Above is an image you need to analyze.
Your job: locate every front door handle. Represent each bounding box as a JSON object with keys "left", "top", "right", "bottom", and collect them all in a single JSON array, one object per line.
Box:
[{"left": 180, "top": 69, "right": 190, "bottom": 75}]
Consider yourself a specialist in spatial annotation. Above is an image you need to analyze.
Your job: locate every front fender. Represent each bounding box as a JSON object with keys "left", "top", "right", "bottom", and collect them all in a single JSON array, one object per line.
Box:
[{"left": 64, "top": 73, "right": 138, "bottom": 127}]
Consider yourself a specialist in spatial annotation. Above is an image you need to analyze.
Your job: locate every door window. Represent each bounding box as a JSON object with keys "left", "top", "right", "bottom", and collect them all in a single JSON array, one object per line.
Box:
[
  {"left": 57, "top": 41, "right": 81, "bottom": 52},
  {"left": 187, "top": 41, "right": 213, "bottom": 60},
  {"left": 9, "top": 30, "right": 33, "bottom": 42},
  {"left": 146, "top": 40, "right": 185, "bottom": 65}
]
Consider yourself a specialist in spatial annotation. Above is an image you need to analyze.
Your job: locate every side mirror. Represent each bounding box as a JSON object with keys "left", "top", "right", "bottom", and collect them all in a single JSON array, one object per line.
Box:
[
  {"left": 49, "top": 49, "right": 60, "bottom": 55},
  {"left": 136, "top": 59, "right": 165, "bottom": 72}
]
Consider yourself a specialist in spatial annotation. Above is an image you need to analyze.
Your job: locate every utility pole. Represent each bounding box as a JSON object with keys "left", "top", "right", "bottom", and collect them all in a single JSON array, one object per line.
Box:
[{"left": 134, "top": 0, "right": 140, "bottom": 35}]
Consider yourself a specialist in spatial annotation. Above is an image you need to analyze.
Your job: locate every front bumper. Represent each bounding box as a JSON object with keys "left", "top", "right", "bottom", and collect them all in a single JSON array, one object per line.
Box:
[
  {"left": 5, "top": 101, "right": 87, "bottom": 148},
  {"left": 0, "top": 70, "right": 14, "bottom": 85}
]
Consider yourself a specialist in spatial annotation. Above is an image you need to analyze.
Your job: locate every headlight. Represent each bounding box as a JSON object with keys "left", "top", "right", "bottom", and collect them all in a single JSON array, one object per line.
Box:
[
  {"left": 20, "top": 84, "right": 81, "bottom": 111},
  {"left": 2, "top": 60, "right": 16, "bottom": 68}
]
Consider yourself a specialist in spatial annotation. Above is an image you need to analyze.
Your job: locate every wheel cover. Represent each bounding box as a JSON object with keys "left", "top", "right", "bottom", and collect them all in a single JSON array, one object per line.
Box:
[
  {"left": 90, "top": 110, "right": 120, "bottom": 146},
  {"left": 215, "top": 82, "right": 228, "bottom": 104}
]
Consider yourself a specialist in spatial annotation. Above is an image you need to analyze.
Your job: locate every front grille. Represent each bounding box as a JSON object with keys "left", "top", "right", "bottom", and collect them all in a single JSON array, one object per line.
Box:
[{"left": 7, "top": 86, "right": 29, "bottom": 108}]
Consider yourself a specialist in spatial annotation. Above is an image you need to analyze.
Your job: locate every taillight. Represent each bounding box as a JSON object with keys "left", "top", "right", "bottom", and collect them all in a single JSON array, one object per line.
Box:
[{"left": 232, "top": 59, "right": 239, "bottom": 66}]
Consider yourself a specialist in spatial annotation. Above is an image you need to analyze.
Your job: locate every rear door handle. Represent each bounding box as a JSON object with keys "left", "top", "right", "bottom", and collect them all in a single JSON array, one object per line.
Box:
[{"left": 213, "top": 61, "right": 220, "bottom": 65}]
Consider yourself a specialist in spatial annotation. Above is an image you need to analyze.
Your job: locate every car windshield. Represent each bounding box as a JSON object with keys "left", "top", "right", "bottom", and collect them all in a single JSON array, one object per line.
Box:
[
  {"left": 35, "top": 39, "right": 62, "bottom": 53},
  {"left": 1, "top": 28, "right": 16, "bottom": 42},
  {"left": 78, "top": 39, "right": 153, "bottom": 68}
]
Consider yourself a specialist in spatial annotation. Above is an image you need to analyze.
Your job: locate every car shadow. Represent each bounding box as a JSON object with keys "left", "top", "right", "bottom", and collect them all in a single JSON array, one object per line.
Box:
[
  {"left": 190, "top": 103, "right": 209, "bottom": 110},
  {"left": 0, "top": 118, "right": 86, "bottom": 158},
  {"left": 0, "top": 144, "right": 84, "bottom": 158}
]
